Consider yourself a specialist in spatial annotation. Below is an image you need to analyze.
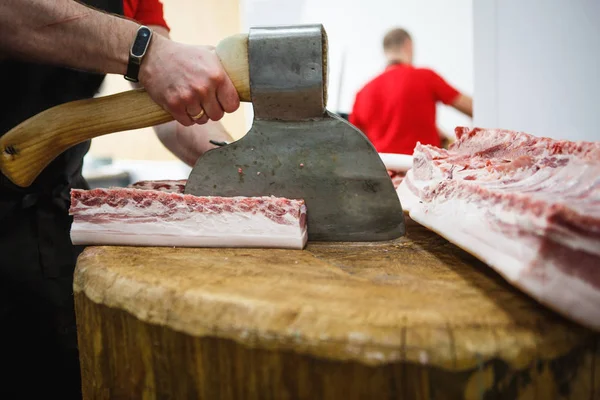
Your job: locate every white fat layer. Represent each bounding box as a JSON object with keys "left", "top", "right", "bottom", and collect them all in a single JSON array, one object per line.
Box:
[
  {"left": 474, "top": 158, "right": 600, "bottom": 212},
  {"left": 73, "top": 205, "right": 301, "bottom": 235},
  {"left": 399, "top": 163, "right": 600, "bottom": 256},
  {"left": 407, "top": 196, "right": 600, "bottom": 331},
  {"left": 396, "top": 170, "right": 420, "bottom": 212},
  {"left": 71, "top": 211, "right": 306, "bottom": 248},
  {"left": 71, "top": 229, "right": 307, "bottom": 250}
]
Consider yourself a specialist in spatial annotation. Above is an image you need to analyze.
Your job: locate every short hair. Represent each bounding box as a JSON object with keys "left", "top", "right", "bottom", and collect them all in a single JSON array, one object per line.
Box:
[{"left": 383, "top": 28, "right": 412, "bottom": 51}]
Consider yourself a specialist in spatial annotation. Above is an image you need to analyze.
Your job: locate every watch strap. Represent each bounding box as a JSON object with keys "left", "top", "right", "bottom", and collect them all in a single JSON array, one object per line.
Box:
[
  {"left": 125, "top": 59, "right": 141, "bottom": 83},
  {"left": 125, "top": 25, "right": 152, "bottom": 83}
]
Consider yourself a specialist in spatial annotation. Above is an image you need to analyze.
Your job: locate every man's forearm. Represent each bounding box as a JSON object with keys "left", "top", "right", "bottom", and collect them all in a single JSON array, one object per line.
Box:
[
  {"left": 452, "top": 94, "right": 473, "bottom": 118},
  {"left": 0, "top": 0, "right": 138, "bottom": 75},
  {"left": 155, "top": 121, "right": 235, "bottom": 167}
]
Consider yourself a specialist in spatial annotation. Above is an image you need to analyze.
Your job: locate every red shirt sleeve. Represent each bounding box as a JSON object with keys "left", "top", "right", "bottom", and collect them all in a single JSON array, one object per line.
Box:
[
  {"left": 426, "top": 69, "right": 460, "bottom": 105},
  {"left": 123, "top": 0, "right": 170, "bottom": 31}
]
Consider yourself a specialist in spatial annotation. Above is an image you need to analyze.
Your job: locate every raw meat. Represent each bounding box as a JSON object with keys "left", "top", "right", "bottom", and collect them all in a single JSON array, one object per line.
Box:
[
  {"left": 397, "top": 127, "right": 600, "bottom": 331},
  {"left": 378, "top": 153, "right": 413, "bottom": 189},
  {"left": 128, "top": 179, "right": 186, "bottom": 193},
  {"left": 69, "top": 186, "right": 307, "bottom": 249},
  {"left": 388, "top": 170, "right": 406, "bottom": 189}
]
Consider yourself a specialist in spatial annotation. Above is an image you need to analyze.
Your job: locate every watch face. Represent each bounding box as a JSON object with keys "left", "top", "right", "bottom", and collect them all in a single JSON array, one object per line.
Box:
[{"left": 132, "top": 27, "right": 152, "bottom": 57}]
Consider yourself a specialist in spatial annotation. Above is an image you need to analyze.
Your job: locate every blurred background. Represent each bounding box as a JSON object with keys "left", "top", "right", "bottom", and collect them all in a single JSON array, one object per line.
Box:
[{"left": 83, "top": 0, "right": 600, "bottom": 187}]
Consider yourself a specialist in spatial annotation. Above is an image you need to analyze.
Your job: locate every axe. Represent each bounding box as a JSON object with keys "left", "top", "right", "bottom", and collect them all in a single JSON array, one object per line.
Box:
[{"left": 0, "top": 24, "right": 405, "bottom": 242}]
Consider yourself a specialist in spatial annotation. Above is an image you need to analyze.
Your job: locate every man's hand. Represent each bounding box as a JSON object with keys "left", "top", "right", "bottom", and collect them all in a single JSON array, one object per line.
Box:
[
  {"left": 154, "top": 120, "right": 235, "bottom": 167},
  {"left": 0, "top": 1, "right": 241, "bottom": 127},
  {"left": 139, "top": 36, "right": 240, "bottom": 127},
  {"left": 137, "top": 26, "right": 237, "bottom": 167}
]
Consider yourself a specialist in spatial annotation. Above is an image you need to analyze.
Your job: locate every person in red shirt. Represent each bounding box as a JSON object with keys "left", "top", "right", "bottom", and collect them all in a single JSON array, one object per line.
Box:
[
  {"left": 124, "top": 0, "right": 171, "bottom": 29},
  {"left": 350, "top": 28, "right": 473, "bottom": 155}
]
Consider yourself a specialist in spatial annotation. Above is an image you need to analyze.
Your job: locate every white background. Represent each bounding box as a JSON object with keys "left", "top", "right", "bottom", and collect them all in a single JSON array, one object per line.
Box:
[
  {"left": 474, "top": 0, "right": 600, "bottom": 141},
  {"left": 240, "top": 0, "right": 475, "bottom": 137}
]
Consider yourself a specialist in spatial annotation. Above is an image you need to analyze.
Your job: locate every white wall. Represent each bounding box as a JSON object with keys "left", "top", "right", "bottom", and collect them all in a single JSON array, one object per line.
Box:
[
  {"left": 473, "top": 0, "right": 600, "bottom": 142},
  {"left": 240, "top": 0, "right": 474, "bottom": 137}
]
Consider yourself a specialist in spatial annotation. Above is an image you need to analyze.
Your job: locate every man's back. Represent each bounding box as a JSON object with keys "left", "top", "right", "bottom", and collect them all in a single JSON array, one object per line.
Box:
[{"left": 350, "top": 63, "right": 460, "bottom": 155}]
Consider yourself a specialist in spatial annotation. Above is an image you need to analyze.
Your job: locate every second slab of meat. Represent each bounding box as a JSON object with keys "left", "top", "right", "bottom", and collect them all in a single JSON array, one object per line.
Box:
[{"left": 397, "top": 126, "right": 600, "bottom": 331}]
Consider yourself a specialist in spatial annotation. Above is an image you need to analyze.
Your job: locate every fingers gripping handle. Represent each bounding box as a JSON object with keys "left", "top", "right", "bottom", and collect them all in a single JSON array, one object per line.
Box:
[{"left": 0, "top": 34, "right": 250, "bottom": 188}]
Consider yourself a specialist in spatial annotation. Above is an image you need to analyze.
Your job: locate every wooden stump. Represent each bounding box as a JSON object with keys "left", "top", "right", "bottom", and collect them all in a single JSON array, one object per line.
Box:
[{"left": 74, "top": 218, "right": 600, "bottom": 399}]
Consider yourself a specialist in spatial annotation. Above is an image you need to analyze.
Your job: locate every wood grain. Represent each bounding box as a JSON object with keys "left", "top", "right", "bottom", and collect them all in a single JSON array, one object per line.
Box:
[
  {"left": 0, "top": 89, "right": 173, "bottom": 187},
  {"left": 74, "top": 218, "right": 599, "bottom": 399},
  {"left": 216, "top": 34, "right": 250, "bottom": 102}
]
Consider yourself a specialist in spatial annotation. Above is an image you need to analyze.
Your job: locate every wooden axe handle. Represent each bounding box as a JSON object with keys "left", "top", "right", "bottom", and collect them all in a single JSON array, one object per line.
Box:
[{"left": 0, "top": 34, "right": 250, "bottom": 188}]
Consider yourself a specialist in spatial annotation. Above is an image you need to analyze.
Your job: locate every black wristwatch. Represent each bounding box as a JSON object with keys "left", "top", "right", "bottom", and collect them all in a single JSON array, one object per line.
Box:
[{"left": 125, "top": 25, "right": 153, "bottom": 83}]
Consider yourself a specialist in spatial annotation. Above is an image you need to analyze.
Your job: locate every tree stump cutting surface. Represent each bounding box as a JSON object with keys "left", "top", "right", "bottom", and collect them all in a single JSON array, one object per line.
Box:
[{"left": 73, "top": 218, "right": 600, "bottom": 399}]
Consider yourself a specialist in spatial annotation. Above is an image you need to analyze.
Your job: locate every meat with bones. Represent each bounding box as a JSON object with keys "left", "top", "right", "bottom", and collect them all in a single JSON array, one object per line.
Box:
[
  {"left": 69, "top": 186, "right": 307, "bottom": 249},
  {"left": 397, "top": 127, "right": 600, "bottom": 330}
]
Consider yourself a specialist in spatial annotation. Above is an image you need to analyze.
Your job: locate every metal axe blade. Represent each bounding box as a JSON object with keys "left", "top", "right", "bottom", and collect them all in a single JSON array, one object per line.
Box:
[
  {"left": 184, "top": 112, "right": 405, "bottom": 241},
  {"left": 184, "top": 24, "right": 405, "bottom": 241}
]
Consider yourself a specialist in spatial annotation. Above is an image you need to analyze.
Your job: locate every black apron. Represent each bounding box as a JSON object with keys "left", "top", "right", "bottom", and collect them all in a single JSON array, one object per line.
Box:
[{"left": 0, "top": 1, "right": 123, "bottom": 397}]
